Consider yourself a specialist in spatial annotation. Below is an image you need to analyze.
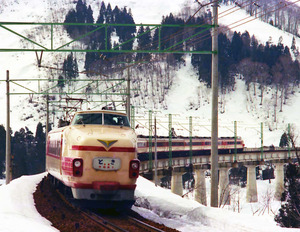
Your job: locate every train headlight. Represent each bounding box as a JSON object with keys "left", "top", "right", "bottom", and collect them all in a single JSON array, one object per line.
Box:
[
  {"left": 73, "top": 158, "right": 83, "bottom": 177},
  {"left": 131, "top": 162, "right": 139, "bottom": 170},
  {"left": 129, "top": 160, "right": 140, "bottom": 179},
  {"left": 74, "top": 160, "right": 82, "bottom": 167}
]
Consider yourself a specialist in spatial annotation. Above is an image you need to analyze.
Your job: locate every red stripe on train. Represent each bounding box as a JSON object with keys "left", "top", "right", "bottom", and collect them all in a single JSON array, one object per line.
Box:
[
  {"left": 71, "top": 145, "right": 136, "bottom": 152},
  {"left": 63, "top": 181, "right": 136, "bottom": 190},
  {"left": 61, "top": 157, "right": 74, "bottom": 176}
]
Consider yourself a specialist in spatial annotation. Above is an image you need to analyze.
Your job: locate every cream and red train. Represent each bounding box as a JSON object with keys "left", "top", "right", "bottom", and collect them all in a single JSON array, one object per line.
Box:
[
  {"left": 46, "top": 110, "right": 140, "bottom": 208},
  {"left": 137, "top": 136, "right": 245, "bottom": 161}
]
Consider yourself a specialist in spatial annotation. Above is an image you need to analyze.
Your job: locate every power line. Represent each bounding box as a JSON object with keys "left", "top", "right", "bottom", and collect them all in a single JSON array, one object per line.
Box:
[
  {"left": 226, "top": 0, "right": 300, "bottom": 32},
  {"left": 219, "top": 0, "right": 262, "bottom": 18},
  {"left": 176, "top": 0, "right": 300, "bottom": 51}
]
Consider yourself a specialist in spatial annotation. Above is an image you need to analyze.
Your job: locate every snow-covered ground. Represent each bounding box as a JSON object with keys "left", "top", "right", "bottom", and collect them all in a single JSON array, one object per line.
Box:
[
  {"left": 134, "top": 56, "right": 300, "bottom": 147},
  {"left": 219, "top": 3, "right": 300, "bottom": 48},
  {"left": 0, "top": 0, "right": 299, "bottom": 147},
  {"left": 0, "top": 1, "right": 299, "bottom": 230},
  {"left": 0, "top": 173, "right": 298, "bottom": 232}
]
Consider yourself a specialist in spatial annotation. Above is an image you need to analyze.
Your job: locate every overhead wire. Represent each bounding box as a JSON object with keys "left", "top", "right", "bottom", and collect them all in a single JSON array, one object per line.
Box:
[
  {"left": 40, "top": 0, "right": 299, "bottom": 95},
  {"left": 39, "top": 0, "right": 218, "bottom": 74},
  {"left": 218, "top": 0, "right": 262, "bottom": 19},
  {"left": 174, "top": 0, "right": 300, "bottom": 52},
  {"left": 124, "top": 0, "right": 259, "bottom": 60},
  {"left": 39, "top": 0, "right": 234, "bottom": 76},
  {"left": 42, "top": 0, "right": 284, "bottom": 75},
  {"left": 226, "top": 0, "right": 300, "bottom": 32},
  {"left": 177, "top": 0, "right": 276, "bottom": 49}
]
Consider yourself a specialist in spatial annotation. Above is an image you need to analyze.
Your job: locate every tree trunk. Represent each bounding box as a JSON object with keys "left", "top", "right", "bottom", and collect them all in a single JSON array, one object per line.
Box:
[
  {"left": 260, "top": 84, "right": 264, "bottom": 105},
  {"left": 274, "top": 86, "right": 278, "bottom": 122},
  {"left": 280, "top": 87, "right": 284, "bottom": 112}
]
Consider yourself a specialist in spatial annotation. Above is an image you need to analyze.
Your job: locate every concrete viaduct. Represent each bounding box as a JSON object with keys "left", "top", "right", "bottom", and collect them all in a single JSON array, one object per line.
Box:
[{"left": 139, "top": 147, "right": 298, "bottom": 206}]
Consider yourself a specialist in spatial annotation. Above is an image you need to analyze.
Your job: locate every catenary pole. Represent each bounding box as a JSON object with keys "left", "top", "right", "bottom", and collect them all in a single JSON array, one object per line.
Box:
[
  {"left": 45, "top": 95, "right": 49, "bottom": 171},
  {"left": 154, "top": 116, "right": 158, "bottom": 186},
  {"left": 210, "top": 0, "right": 219, "bottom": 208},
  {"left": 127, "top": 66, "right": 131, "bottom": 121},
  {"left": 6, "top": 70, "right": 12, "bottom": 184}
]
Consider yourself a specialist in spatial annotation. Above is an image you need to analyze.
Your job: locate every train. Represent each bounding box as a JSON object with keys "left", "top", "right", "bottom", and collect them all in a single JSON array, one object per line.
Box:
[
  {"left": 137, "top": 136, "right": 245, "bottom": 161},
  {"left": 46, "top": 110, "right": 140, "bottom": 209}
]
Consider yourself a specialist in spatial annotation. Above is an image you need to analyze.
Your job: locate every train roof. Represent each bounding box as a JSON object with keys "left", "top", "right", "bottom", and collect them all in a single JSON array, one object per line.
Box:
[
  {"left": 74, "top": 110, "right": 127, "bottom": 116},
  {"left": 137, "top": 135, "right": 243, "bottom": 140}
]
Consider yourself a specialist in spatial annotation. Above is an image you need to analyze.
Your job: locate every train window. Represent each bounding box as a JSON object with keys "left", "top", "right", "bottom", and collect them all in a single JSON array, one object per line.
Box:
[
  {"left": 71, "top": 113, "right": 103, "bottom": 125},
  {"left": 172, "top": 142, "right": 184, "bottom": 146},
  {"left": 71, "top": 113, "right": 130, "bottom": 127},
  {"left": 104, "top": 113, "right": 130, "bottom": 127},
  {"left": 137, "top": 142, "right": 146, "bottom": 147},
  {"left": 192, "top": 142, "right": 202, "bottom": 145}
]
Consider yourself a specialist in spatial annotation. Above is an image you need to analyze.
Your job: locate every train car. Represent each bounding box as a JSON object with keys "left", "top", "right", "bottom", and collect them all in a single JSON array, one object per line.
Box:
[
  {"left": 46, "top": 110, "right": 140, "bottom": 209},
  {"left": 137, "top": 136, "right": 245, "bottom": 161}
]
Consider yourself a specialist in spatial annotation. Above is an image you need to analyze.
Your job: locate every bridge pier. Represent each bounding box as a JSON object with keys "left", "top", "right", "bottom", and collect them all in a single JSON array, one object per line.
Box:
[
  {"left": 171, "top": 167, "right": 184, "bottom": 196},
  {"left": 219, "top": 167, "right": 231, "bottom": 206},
  {"left": 245, "top": 164, "right": 258, "bottom": 202},
  {"left": 275, "top": 162, "right": 285, "bottom": 200},
  {"left": 194, "top": 165, "right": 208, "bottom": 206}
]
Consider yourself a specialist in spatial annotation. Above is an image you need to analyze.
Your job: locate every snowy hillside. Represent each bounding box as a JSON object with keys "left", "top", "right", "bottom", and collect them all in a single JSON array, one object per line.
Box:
[{"left": 0, "top": 0, "right": 299, "bottom": 148}]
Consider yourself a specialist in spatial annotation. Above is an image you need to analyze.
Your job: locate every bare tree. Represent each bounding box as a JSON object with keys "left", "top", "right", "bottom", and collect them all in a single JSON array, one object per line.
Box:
[
  {"left": 255, "top": 62, "right": 269, "bottom": 105},
  {"left": 286, "top": 125, "right": 300, "bottom": 164},
  {"left": 271, "top": 61, "right": 283, "bottom": 119}
]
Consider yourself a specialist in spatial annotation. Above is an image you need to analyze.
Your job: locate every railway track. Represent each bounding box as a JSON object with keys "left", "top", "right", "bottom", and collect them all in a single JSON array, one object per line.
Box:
[
  {"left": 128, "top": 215, "right": 166, "bottom": 232},
  {"left": 81, "top": 210, "right": 127, "bottom": 232},
  {"left": 35, "top": 176, "right": 178, "bottom": 232},
  {"left": 56, "top": 186, "right": 168, "bottom": 231},
  {"left": 82, "top": 209, "right": 166, "bottom": 232}
]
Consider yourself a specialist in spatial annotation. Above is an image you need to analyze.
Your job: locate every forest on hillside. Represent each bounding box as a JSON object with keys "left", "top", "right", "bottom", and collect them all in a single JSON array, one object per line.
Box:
[
  {"left": 58, "top": 0, "right": 300, "bottom": 113},
  {"left": 0, "top": 123, "right": 45, "bottom": 180}
]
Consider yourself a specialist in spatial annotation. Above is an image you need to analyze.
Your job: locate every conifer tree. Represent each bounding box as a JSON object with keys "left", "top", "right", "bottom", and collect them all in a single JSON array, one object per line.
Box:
[
  {"left": 231, "top": 32, "right": 243, "bottom": 62},
  {"left": 275, "top": 163, "right": 300, "bottom": 228},
  {"left": 34, "top": 122, "right": 45, "bottom": 173},
  {"left": 57, "top": 75, "right": 65, "bottom": 89},
  {"left": 63, "top": 53, "right": 79, "bottom": 81},
  {"left": 64, "top": 9, "right": 78, "bottom": 37},
  {"left": 64, "top": 0, "right": 93, "bottom": 38},
  {"left": 11, "top": 128, "right": 28, "bottom": 179},
  {"left": 136, "top": 26, "right": 152, "bottom": 62}
]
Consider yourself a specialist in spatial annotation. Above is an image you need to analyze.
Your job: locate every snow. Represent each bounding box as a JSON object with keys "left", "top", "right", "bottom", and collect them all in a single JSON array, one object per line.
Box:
[
  {"left": 0, "top": 173, "right": 58, "bottom": 232},
  {"left": 0, "top": 0, "right": 299, "bottom": 148},
  {"left": 0, "top": 173, "right": 299, "bottom": 232},
  {"left": 219, "top": 4, "right": 300, "bottom": 50},
  {"left": 0, "top": 1, "right": 299, "bottom": 230}
]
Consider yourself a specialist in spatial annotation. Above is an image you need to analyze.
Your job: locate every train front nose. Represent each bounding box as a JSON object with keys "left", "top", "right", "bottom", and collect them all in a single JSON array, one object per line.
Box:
[{"left": 70, "top": 126, "right": 136, "bottom": 148}]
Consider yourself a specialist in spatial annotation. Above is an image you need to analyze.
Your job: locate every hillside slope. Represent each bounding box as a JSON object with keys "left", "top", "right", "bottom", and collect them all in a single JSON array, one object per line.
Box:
[{"left": 0, "top": 0, "right": 299, "bottom": 148}]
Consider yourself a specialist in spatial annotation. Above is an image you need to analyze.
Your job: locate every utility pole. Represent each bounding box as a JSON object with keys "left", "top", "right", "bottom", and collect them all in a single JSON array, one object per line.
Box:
[
  {"left": 154, "top": 116, "right": 158, "bottom": 186},
  {"left": 45, "top": 95, "right": 49, "bottom": 171},
  {"left": 127, "top": 66, "right": 131, "bottom": 121},
  {"left": 6, "top": 70, "right": 12, "bottom": 184},
  {"left": 210, "top": 0, "right": 219, "bottom": 208}
]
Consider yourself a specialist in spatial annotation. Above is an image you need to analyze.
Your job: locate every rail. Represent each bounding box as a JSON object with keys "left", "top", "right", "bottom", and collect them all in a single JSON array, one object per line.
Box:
[{"left": 81, "top": 210, "right": 128, "bottom": 232}]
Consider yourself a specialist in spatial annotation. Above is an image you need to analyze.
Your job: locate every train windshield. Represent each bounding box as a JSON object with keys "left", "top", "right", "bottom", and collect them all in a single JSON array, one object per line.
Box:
[
  {"left": 104, "top": 113, "right": 130, "bottom": 127},
  {"left": 72, "top": 113, "right": 102, "bottom": 125},
  {"left": 71, "top": 113, "right": 130, "bottom": 127}
]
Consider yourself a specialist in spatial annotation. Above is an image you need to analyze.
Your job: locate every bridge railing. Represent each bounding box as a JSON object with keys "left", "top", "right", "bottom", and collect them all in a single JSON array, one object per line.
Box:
[{"left": 139, "top": 148, "right": 297, "bottom": 173}]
